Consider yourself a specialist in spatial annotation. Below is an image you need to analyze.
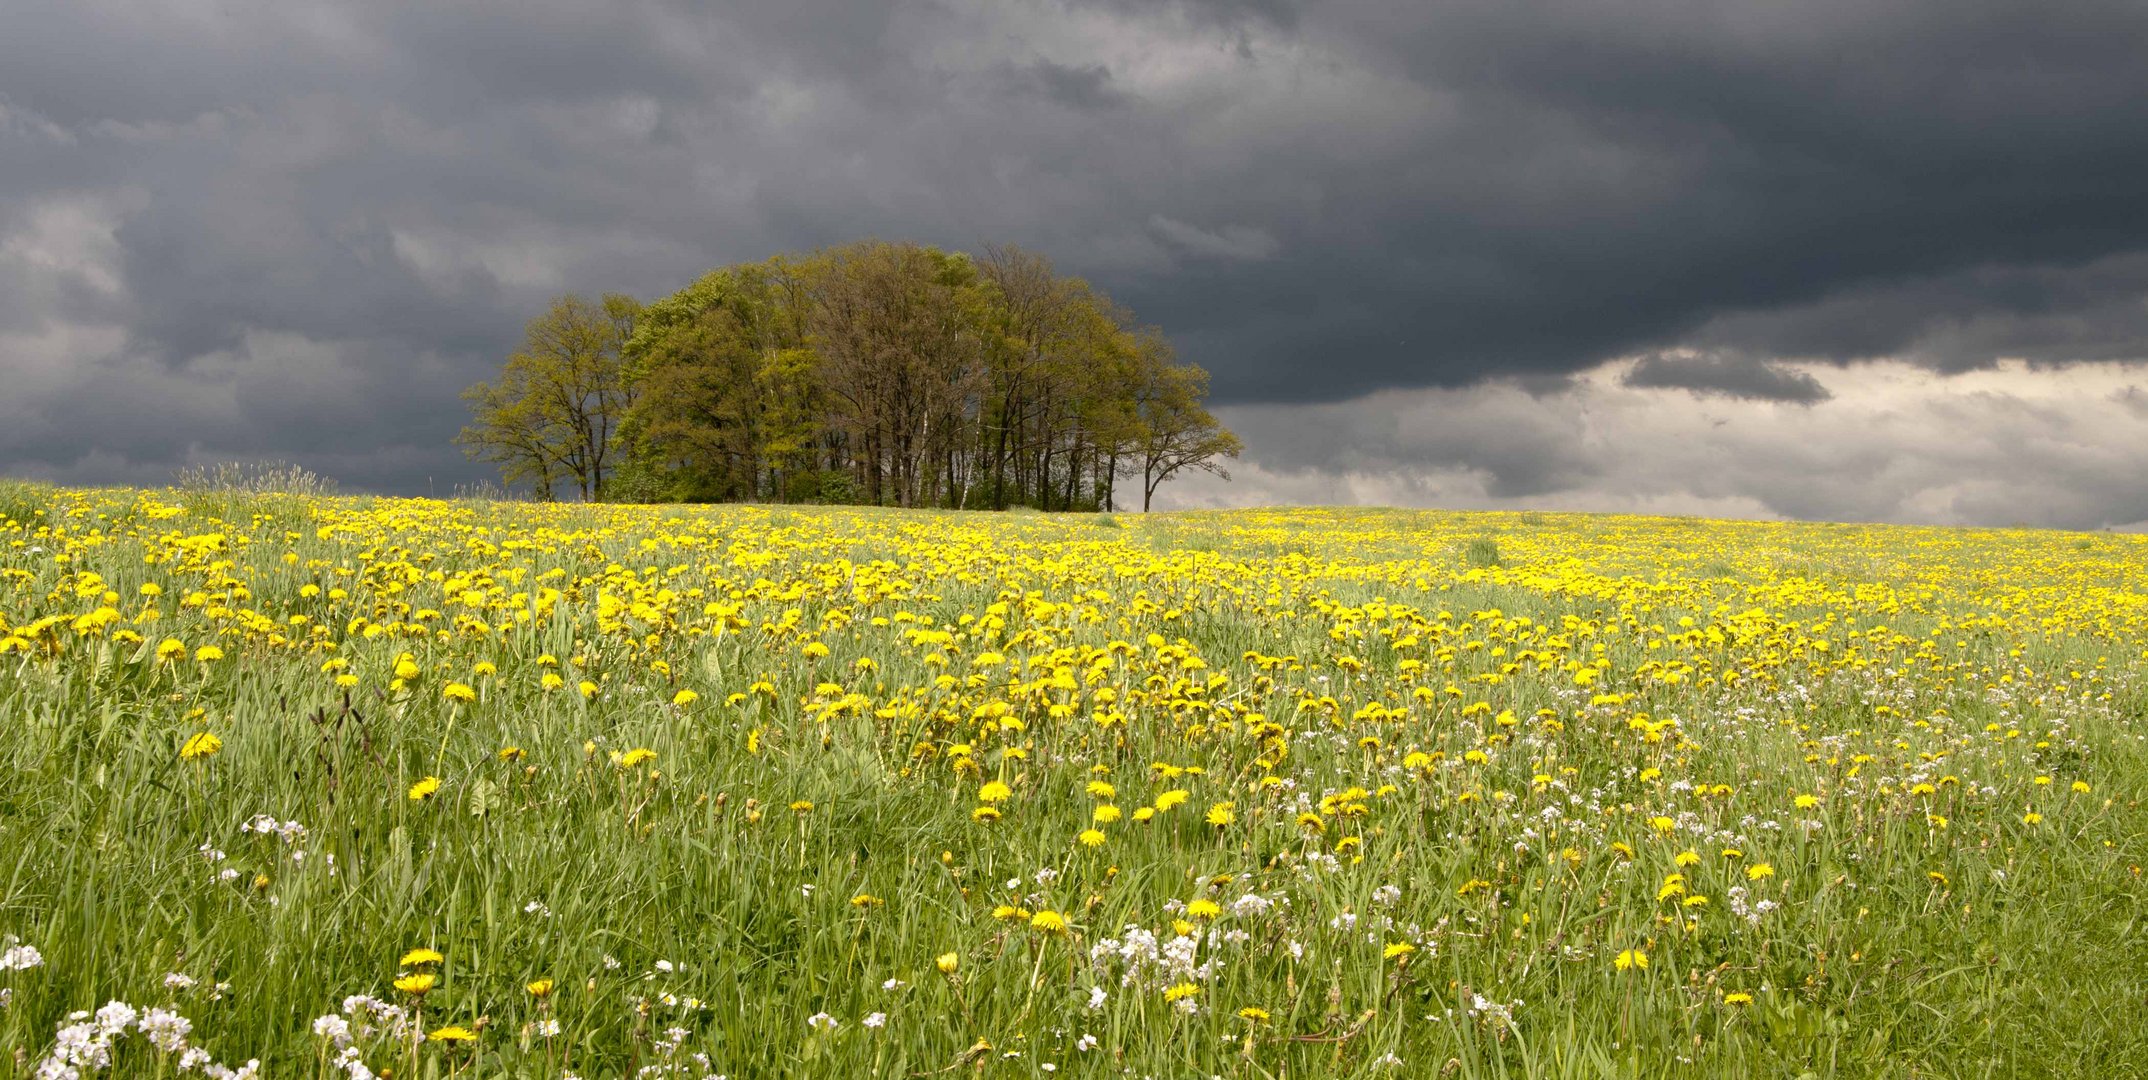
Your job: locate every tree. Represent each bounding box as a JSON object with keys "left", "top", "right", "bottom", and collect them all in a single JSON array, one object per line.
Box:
[
  {"left": 806, "top": 241, "right": 989, "bottom": 508},
  {"left": 1124, "top": 335, "right": 1242, "bottom": 511},
  {"left": 532, "top": 238, "right": 1240, "bottom": 510},
  {"left": 458, "top": 293, "right": 637, "bottom": 500},
  {"left": 617, "top": 260, "right": 820, "bottom": 501}
]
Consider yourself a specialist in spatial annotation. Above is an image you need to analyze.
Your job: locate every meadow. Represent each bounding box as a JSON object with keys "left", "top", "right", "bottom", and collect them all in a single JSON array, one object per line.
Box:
[{"left": 1, "top": 481, "right": 2145, "bottom": 1078}]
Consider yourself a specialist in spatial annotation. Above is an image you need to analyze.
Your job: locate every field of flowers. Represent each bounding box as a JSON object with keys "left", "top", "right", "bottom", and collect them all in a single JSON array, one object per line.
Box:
[{"left": 2, "top": 481, "right": 2146, "bottom": 1078}]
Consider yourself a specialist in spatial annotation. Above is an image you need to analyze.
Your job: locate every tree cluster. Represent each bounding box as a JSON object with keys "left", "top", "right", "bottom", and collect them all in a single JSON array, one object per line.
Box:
[{"left": 461, "top": 241, "right": 1239, "bottom": 510}]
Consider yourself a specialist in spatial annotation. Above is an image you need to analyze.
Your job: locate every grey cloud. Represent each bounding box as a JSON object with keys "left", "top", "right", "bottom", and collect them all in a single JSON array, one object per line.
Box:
[
  {"left": 2, "top": 0, "right": 2147, "bottom": 513},
  {"left": 1622, "top": 351, "right": 1831, "bottom": 404},
  {"left": 1149, "top": 216, "right": 1281, "bottom": 261},
  {"left": 997, "top": 61, "right": 1128, "bottom": 111}
]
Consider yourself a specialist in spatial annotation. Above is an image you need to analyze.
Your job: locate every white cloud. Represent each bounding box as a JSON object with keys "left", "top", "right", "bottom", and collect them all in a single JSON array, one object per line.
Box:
[{"left": 1161, "top": 359, "right": 2148, "bottom": 529}]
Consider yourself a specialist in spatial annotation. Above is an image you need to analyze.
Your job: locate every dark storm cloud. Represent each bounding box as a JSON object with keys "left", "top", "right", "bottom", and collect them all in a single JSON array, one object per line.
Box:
[
  {"left": 1622, "top": 352, "right": 1831, "bottom": 404},
  {"left": 2, "top": 0, "right": 2147, "bottom": 519}
]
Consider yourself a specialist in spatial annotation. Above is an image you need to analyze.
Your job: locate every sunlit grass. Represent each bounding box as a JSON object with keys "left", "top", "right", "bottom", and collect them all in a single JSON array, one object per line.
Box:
[{"left": 1, "top": 488, "right": 2144, "bottom": 1077}]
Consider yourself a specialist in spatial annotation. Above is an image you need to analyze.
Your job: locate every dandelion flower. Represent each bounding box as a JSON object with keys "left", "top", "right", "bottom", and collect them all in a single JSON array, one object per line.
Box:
[
  {"left": 401, "top": 948, "right": 444, "bottom": 967},
  {"left": 428, "top": 1025, "right": 476, "bottom": 1043},
  {"left": 408, "top": 776, "right": 442, "bottom": 801},
  {"left": 936, "top": 952, "right": 960, "bottom": 975},
  {"left": 180, "top": 732, "right": 222, "bottom": 761},
  {"left": 395, "top": 973, "right": 437, "bottom": 995},
  {"left": 1613, "top": 948, "right": 1648, "bottom": 971}
]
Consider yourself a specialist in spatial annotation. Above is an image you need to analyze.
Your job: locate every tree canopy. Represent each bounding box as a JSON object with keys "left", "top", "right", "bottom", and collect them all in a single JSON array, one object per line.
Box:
[{"left": 462, "top": 241, "right": 1237, "bottom": 510}]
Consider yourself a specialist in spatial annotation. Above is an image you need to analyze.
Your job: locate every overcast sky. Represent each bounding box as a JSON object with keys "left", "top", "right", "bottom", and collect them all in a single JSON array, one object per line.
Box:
[{"left": 5, "top": 0, "right": 2148, "bottom": 526}]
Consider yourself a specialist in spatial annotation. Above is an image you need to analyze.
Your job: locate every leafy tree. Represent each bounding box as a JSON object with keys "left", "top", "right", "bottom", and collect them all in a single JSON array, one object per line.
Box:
[
  {"left": 458, "top": 293, "right": 637, "bottom": 500},
  {"left": 1124, "top": 338, "right": 1242, "bottom": 511},
  {"left": 618, "top": 260, "right": 818, "bottom": 501},
  {"left": 471, "top": 242, "right": 1240, "bottom": 511}
]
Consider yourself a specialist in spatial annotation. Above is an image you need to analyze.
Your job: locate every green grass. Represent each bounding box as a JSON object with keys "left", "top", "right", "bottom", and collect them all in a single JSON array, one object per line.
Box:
[{"left": 0, "top": 490, "right": 2145, "bottom": 1077}]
